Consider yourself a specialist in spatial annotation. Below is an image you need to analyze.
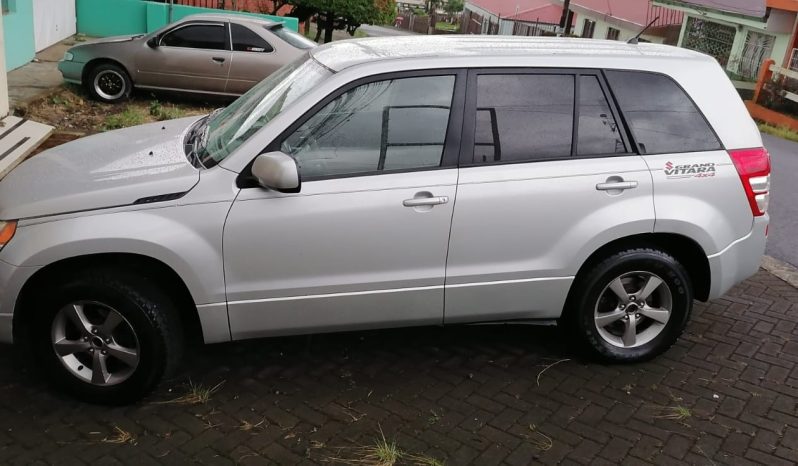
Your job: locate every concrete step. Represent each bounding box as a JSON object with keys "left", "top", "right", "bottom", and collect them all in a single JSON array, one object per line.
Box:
[{"left": 0, "top": 115, "right": 54, "bottom": 180}]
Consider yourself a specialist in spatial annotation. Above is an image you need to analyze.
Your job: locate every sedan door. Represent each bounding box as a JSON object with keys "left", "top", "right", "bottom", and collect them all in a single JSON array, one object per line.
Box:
[
  {"left": 444, "top": 70, "right": 655, "bottom": 323},
  {"left": 225, "top": 22, "right": 300, "bottom": 95},
  {"left": 135, "top": 21, "right": 232, "bottom": 93},
  {"left": 223, "top": 71, "right": 465, "bottom": 340}
]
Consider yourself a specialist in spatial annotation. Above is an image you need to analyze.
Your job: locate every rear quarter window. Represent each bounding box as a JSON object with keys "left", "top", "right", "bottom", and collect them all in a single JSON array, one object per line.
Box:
[{"left": 605, "top": 70, "right": 722, "bottom": 154}]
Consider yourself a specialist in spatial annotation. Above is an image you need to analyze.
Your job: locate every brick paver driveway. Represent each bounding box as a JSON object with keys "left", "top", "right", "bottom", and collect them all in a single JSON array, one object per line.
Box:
[{"left": 0, "top": 270, "right": 796, "bottom": 465}]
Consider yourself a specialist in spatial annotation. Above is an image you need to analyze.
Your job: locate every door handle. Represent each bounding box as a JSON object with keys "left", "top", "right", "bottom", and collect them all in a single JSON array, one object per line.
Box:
[
  {"left": 212, "top": 57, "right": 226, "bottom": 63},
  {"left": 403, "top": 196, "right": 449, "bottom": 207},
  {"left": 596, "top": 181, "right": 638, "bottom": 191}
]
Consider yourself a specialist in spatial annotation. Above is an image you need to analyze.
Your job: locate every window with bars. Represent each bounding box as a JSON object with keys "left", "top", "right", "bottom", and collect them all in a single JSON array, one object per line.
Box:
[
  {"left": 737, "top": 31, "right": 775, "bottom": 80},
  {"left": 582, "top": 19, "right": 596, "bottom": 38},
  {"left": 682, "top": 16, "right": 736, "bottom": 67},
  {"left": 606, "top": 27, "right": 620, "bottom": 41}
]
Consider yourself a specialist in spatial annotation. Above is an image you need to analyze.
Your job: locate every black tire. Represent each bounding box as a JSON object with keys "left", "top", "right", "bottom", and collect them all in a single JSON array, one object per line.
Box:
[
  {"left": 565, "top": 248, "right": 693, "bottom": 363},
  {"left": 85, "top": 63, "right": 132, "bottom": 103},
  {"left": 30, "top": 268, "right": 182, "bottom": 404}
]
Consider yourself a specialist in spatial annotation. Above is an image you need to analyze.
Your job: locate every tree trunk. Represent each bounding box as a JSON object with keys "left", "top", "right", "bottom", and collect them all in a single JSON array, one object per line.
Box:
[
  {"left": 323, "top": 12, "right": 334, "bottom": 43},
  {"left": 314, "top": 15, "right": 323, "bottom": 43}
]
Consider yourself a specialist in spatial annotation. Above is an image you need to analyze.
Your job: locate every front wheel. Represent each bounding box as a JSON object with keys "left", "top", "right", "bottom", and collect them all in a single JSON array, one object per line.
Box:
[
  {"left": 31, "top": 269, "right": 182, "bottom": 404},
  {"left": 86, "top": 63, "right": 132, "bottom": 103},
  {"left": 567, "top": 248, "right": 693, "bottom": 362}
]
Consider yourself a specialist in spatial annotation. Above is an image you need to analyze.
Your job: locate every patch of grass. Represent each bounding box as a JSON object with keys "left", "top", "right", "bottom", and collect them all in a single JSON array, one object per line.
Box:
[
  {"left": 528, "top": 424, "right": 553, "bottom": 451},
  {"left": 149, "top": 100, "right": 188, "bottom": 121},
  {"left": 154, "top": 380, "right": 225, "bottom": 405},
  {"left": 326, "top": 427, "right": 445, "bottom": 466},
  {"left": 758, "top": 122, "right": 798, "bottom": 143},
  {"left": 104, "top": 106, "right": 147, "bottom": 130},
  {"left": 435, "top": 22, "right": 459, "bottom": 32},
  {"left": 102, "top": 426, "right": 136, "bottom": 445},
  {"left": 404, "top": 454, "right": 446, "bottom": 466},
  {"left": 239, "top": 418, "right": 266, "bottom": 432},
  {"left": 655, "top": 405, "right": 692, "bottom": 421}
]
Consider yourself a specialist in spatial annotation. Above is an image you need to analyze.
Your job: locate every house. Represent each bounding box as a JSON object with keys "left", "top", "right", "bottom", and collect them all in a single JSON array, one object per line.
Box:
[
  {"left": 555, "top": 0, "right": 683, "bottom": 43},
  {"left": 462, "top": 0, "right": 567, "bottom": 35},
  {"left": 653, "top": 0, "right": 798, "bottom": 80},
  {"left": 2, "top": 0, "right": 76, "bottom": 71}
]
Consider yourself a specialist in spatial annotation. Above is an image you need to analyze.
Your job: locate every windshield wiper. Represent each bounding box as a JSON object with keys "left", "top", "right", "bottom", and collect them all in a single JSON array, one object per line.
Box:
[{"left": 185, "top": 108, "right": 224, "bottom": 168}]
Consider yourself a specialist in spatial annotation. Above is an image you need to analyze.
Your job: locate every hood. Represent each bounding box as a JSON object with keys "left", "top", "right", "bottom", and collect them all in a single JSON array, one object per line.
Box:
[
  {"left": 82, "top": 34, "right": 146, "bottom": 46},
  {"left": 0, "top": 116, "right": 203, "bottom": 220}
]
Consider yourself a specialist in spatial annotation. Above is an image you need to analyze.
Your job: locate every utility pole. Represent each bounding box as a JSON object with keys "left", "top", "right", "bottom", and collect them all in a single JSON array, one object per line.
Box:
[{"left": 559, "top": 0, "right": 572, "bottom": 36}]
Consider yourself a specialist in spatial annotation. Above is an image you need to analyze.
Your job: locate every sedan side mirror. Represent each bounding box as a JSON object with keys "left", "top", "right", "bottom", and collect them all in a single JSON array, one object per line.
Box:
[
  {"left": 146, "top": 36, "right": 159, "bottom": 48},
  {"left": 251, "top": 151, "right": 300, "bottom": 193}
]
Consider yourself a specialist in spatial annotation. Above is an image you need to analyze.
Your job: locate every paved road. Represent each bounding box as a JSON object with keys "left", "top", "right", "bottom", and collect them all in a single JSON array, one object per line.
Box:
[
  {"left": 762, "top": 133, "right": 798, "bottom": 268},
  {"left": 0, "top": 271, "right": 796, "bottom": 465},
  {"left": 360, "top": 24, "right": 419, "bottom": 37}
]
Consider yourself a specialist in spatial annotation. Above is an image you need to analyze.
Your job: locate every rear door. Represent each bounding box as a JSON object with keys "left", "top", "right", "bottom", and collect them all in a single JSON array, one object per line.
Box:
[
  {"left": 135, "top": 21, "right": 232, "bottom": 93},
  {"left": 444, "top": 69, "right": 655, "bottom": 323}
]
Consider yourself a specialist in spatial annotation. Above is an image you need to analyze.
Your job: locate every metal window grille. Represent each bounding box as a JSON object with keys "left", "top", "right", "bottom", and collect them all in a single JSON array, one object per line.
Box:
[
  {"left": 790, "top": 48, "right": 798, "bottom": 71},
  {"left": 582, "top": 19, "right": 595, "bottom": 38},
  {"left": 737, "top": 31, "right": 775, "bottom": 80},
  {"left": 683, "top": 16, "right": 736, "bottom": 67},
  {"left": 606, "top": 27, "right": 620, "bottom": 41}
]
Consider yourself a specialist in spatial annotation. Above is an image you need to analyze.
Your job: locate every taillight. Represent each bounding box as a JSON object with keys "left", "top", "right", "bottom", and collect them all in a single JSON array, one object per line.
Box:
[{"left": 729, "top": 148, "right": 771, "bottom": 217}]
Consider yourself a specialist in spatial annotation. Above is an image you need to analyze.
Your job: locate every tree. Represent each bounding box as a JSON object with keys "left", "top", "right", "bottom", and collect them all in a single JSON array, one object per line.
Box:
[
  {"left": 444, "top": 0, "right": 464, "bottom": 16},
  {"left": 291, "top": 0, "right": 395, "bottom": 43}
]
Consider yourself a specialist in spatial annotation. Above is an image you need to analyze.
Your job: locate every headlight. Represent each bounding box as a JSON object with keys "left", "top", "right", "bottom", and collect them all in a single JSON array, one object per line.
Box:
[
  {"left": 0, "top": 221, "right": 17, "bottom": 250},
  {"left": 63, "top": 51, "right": 74, "bottom": 61}
]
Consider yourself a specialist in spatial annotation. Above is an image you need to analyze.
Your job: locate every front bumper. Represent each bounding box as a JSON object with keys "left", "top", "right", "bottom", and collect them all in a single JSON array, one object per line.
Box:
[
  {"left": 707, "top": 216, "right": 768, "bottom": 300},
  {"left": 57, "top": 60, "right": 85, "bottom": 85},
  {"left": 0, "top": 259, "right": 41, "bottom": 344}
]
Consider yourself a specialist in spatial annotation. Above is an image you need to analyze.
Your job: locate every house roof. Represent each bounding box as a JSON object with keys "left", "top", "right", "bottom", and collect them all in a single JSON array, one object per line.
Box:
[
  {"left": 506, "top": 4, "right": 565, "bottom": 23},
  {"left": 467, "top": 0, "right": 562, "bottom": 18},
  {"left": 663, "top": 0, "right": 766, "bottom": 17},
  {"left": 555, "top": 0, "right": 681, "bottom": 27}
]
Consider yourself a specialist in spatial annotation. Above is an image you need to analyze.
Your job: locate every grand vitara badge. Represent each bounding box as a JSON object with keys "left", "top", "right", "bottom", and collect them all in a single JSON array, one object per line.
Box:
[{"left": 664, "top": 161, "right": 716, "bottom": 179}]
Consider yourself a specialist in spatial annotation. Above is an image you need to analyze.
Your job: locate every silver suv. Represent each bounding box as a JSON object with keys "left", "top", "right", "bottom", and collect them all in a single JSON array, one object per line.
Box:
[{"left": 0, "top": 37, "right": 770, "bottom": 403}]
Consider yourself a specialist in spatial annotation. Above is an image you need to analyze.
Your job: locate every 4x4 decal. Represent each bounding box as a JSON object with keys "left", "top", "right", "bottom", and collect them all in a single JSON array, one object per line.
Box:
[{"left": 664, "top": 161, "right": 716, "bottom": 179}]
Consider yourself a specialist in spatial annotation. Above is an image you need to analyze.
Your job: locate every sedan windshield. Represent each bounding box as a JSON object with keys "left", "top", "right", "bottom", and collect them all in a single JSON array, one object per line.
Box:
[{"left": 197, "top": 53, "right": 332, "bottom": 167}]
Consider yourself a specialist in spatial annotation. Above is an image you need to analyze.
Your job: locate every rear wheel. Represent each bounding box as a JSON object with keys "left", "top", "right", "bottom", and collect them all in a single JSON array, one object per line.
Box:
[
  {"left": 567, "top": 248, "right": 692, "bottom": 362},
  {"left": 30, "top": 269, "right": 182, "bottom": 404},
  {"left": 86, "top": 63, "right": 132, "bottom": 103}
]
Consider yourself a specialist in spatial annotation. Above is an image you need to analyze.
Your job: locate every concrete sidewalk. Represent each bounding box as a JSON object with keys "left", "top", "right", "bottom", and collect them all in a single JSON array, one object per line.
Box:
[{"left": 7, "top": 38, "right": 74, "bottom": 108}]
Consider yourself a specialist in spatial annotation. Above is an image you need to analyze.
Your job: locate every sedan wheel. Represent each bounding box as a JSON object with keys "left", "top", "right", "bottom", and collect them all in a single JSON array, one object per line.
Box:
[{"left": 93, "top": 69, "right": 127, "bottom": 101}]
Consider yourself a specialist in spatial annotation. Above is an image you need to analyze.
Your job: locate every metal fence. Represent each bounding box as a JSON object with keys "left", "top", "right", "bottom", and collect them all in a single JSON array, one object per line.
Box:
[{"left": 682, "top": 16, "right": 736, "bottom": 67}]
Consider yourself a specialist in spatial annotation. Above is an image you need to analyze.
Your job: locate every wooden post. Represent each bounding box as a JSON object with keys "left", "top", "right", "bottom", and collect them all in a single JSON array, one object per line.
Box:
[{"left": 752, "top": 58, "right": 776, "bottom": 105}]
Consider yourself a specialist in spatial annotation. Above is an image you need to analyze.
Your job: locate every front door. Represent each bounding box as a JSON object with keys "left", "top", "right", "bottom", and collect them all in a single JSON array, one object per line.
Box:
[
  {"left": 444, "top": 69, "right": 656, "bottom": 323},
  {"left": 135, "top": 21, "right": 232, "bottom": 93},
  {"left": 223, "top": 71, "right": 465, "bottom": 340}
]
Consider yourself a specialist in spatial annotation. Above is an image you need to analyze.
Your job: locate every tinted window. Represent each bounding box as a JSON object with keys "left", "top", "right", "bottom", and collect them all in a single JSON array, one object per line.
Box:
[
  {"left": 605, "top": 71, "right": 721, "bottom": 154},
  {"left": 473, "top": 74, "right": 574, "bottom": 163},
  {"left": 269, "top": 25, "right": 316, "bottom": 49},
  {"left": 578, "top": 76, "right": 625, "bottom": 155},
  {"left": 231, "top": 23, "right": 273, "bottom": 52},
  {"left": 161, "top": 24, "right": 226, "bottom": 50},
  {"left": 282, "top": 75, "right": 456, "bottom": 178}
]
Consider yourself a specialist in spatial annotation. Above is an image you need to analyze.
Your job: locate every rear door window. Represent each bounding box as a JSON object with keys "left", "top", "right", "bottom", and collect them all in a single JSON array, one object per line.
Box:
[
  {"left": 231, "top": 23, "right": 273, "bottom": 53},
  {"left": 605, "top": 70, "right": 721, "bottom": 154},
  {"left": 578, "top": 75, "right": 626, "bottom": 155},
  {"left": 472, "top": 74, "right": 574, "bottom": 164}
]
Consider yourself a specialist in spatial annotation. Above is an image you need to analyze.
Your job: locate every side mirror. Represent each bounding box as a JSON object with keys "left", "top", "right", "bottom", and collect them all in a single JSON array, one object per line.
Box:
[
  {"left": 146, "top": 36, "right": 159, "bottom": 48},
  {"left": 251, "top": 151, "right": 300, "bottom": 193}
]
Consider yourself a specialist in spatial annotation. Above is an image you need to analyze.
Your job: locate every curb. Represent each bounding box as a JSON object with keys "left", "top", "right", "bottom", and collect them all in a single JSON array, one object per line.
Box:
[{"left": 761, "top": 255, "right": 798, "bottom": 289}]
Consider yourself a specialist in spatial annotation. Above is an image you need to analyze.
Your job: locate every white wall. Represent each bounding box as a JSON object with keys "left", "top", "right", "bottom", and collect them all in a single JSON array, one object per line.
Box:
[{"left": 575, "top": 12, "right": 665, "bottom": 44}]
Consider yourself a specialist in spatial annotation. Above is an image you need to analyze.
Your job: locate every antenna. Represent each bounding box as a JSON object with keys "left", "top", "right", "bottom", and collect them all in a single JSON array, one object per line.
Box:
[{"left": 627, "top": 16, "right": 659, "bottom": 44}]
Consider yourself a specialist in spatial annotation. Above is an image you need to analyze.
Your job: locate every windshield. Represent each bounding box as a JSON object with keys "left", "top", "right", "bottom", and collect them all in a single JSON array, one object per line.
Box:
[
  {"left": 197, "top": 53, "right": 332, "bottom": 167},
  {"left": 269, "top": 25, "right": 317, "bottom": 49}
]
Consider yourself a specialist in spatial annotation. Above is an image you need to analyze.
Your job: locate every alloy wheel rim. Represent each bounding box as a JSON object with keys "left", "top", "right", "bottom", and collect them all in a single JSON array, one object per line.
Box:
[
  {"left": 93, "top": 70, "right": 126, "bottom": 100},
  {"left": 593, "top": 271, "right": 672, "bottom": 349},
  {"left": 51, "top": 301, "right": 140, "bottom": 386}
]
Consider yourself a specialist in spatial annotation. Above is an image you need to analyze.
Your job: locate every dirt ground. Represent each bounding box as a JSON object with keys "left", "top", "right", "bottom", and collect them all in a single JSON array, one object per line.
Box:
[{"left": 13, "top": 85, "right": 217, "bottom": 154}]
